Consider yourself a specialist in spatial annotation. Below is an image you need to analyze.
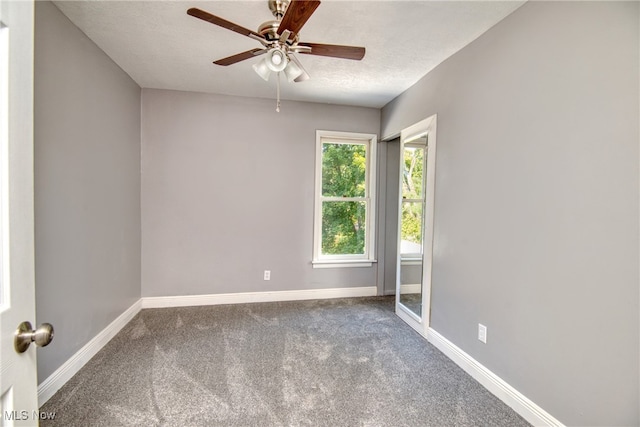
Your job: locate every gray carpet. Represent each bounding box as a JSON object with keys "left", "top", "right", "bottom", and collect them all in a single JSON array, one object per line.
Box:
[
  {"left": 399, "top": 293, "right": 422, "bottom": 317},
  {"left": 41, "top": 296, "right": 530, "bottom": 426}
]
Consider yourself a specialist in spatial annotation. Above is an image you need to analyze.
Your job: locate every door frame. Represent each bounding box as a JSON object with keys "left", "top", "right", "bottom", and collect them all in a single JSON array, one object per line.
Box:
[{"left": 395, "top": 114, "right": 437, "bottom": 337}]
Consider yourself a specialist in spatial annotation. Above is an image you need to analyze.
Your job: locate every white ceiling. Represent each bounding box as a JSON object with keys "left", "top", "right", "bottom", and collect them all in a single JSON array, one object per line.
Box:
[{"left": 53, "top": 0, "right": 525, "bottom": 109}]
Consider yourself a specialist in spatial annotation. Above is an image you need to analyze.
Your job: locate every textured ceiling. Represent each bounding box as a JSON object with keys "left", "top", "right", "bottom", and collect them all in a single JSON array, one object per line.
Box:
[{"left": 53, "top": 0, "right": 525, "bottom": 108}]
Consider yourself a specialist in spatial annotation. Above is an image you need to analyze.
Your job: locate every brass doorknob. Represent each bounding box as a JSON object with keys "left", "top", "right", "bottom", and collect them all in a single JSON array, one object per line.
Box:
[{"left": 14, "top": 321, "right": 54, "bottom": 353}]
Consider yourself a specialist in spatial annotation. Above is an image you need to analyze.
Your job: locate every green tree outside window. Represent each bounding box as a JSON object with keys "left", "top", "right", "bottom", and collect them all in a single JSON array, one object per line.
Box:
[
  {"left": 401, "top": 146, "right": 425, "bottom": 249},
  {"left": 321, "top": 143, "right": 367, "bottom": 255}
]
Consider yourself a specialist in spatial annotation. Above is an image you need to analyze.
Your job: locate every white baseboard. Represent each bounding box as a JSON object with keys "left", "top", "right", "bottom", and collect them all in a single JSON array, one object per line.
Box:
[
  {"left": 400, "top": 283, "right": 421, "bottom": 294},
  {"left": 427, "top": 328, "right": 564, "bottom": 427},
  {"left": 38, "top": 300, "right": 142, "bottom": 406},
  {"left": 142, "top": 286, "right": 377, "bottom": 308}
]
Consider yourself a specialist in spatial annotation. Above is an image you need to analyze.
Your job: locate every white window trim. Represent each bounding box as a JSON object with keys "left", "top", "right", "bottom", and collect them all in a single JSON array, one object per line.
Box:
[{"left": 313, "top": 130, "right": 377, "bottom": 268}]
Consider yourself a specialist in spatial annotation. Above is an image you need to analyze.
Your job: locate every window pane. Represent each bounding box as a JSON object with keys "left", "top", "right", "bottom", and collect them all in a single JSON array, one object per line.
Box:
[
  {"left": 322, "top": 143, "right": 366, "bottom": 197},
  {"left": 402, "top": 146, "right": 424, "bottom": 199},
  {"left": 400, "top": 202, "right": 423, "bottom": 255},
  {"left": 321, "top": 201, "right": 366, "bottom": 255}
]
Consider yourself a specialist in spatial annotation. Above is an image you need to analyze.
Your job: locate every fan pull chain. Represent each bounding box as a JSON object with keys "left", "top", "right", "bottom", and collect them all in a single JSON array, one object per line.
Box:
[{"left": 276, "top": 72, "right": 281, "bottom": 113}]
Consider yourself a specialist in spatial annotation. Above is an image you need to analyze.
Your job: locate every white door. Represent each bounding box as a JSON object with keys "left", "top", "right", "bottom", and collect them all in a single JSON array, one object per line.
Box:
[
  {"left": 0, "top": 0, "right": 40, "bottom": 424},
  {"left": 395, "top": 115, "right": 437, "bottom": 338}
]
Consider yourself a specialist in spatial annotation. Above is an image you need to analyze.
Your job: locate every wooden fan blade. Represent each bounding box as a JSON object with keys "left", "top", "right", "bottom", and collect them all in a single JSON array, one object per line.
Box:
[
  {"left": 187, "top": 8, "right": 264, "bottom": 40},
  {"left": 213, "top": 49, "right": 267, "bottom": 66},
  {"left": 297, "top": 42, "right": 365, "bottom": 60},
  {"left": 277, "top": 1, "right": 321, "bottom": 36}
]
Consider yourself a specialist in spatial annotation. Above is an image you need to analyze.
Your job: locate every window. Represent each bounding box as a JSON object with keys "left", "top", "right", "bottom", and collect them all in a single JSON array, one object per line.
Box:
[
  {"left": 313, "top": 131, "right": 377, "bottom": 267},
  {"left": 400, "top": 139, "right": 427, "bottom": 263}
]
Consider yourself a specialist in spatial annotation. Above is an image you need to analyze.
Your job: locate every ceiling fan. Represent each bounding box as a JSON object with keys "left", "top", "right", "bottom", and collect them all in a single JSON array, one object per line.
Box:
[{"left": 187, "top": 0, "right": 365, "bottom": 109}]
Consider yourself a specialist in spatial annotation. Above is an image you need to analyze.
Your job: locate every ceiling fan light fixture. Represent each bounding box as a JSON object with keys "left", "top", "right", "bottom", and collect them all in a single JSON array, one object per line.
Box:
[
  {"left": 253, "top": 58, "right": 271, "bottom": 81},
  {"left": 294, "top": 72, "right": 310, "bottom": 83},
  {"left": 187, "top": 1, "right": 366, "bottom": 111},
  {"left": 283, "top": 59, "right": 303, "bottom": 82},
  {"left": 266, "top": 48, "right": 287, "bottom": 72}
]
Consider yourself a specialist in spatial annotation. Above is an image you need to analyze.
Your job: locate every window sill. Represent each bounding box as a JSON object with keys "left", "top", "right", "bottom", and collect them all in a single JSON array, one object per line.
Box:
[{"left": 312, "top": 259, "right": 377, "bottom": 269}]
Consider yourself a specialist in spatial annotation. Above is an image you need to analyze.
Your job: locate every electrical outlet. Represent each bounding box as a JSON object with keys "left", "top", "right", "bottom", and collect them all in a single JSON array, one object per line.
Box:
[
  {"left": 478, "top": 324, "right": 487, "bottom": 344},
  {"left": 263, "top": 270, "right": 271, "bottom": 281}
]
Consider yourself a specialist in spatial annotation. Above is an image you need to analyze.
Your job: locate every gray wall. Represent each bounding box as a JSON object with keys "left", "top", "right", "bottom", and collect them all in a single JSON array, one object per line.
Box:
[
  {"left": 34, "top": 1, "right": 142, "bottom": 382},
  {"left": 383, "top": 139, "right": 400, "bottom": 295},
  {"left": 141, "top": 89, "right": 380, "bottom": 297},
  {"left": 374, "top": 138, "right": 390, "bottom": 296},
  {"left": 382, "top": 2, "right": 639, "bottom": 425}
]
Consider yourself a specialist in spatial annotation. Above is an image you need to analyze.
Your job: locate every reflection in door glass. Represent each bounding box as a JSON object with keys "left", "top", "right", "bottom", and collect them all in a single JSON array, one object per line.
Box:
[
  {"left": 400, "top": 146, "right": 425, "bottom": 260},
  {"left": 402, "top": 146, "right": 424, "bottom": 199},
  {"left": 398, "top": 141, "right": 427, "bottom": 318}
]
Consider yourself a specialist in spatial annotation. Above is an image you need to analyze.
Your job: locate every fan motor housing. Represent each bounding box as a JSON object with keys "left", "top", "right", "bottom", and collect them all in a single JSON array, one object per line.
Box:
[
  {"left": 268, "top": 0, "right": 290, "bottom": 19},
  {"left": 258, "top": 20, "right": 298, "bottom": 44},
  {"left": 258, "top": 20, "right": 280, "bottom": 41}
]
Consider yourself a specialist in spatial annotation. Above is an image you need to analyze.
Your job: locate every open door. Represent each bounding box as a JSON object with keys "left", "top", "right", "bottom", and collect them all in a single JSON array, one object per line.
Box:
[
  {"left": 0, "top": 1, "right": 44, "bottom": 423},
  {"left": 395, "top": 115, "right": 437, "bottom": 337}
]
